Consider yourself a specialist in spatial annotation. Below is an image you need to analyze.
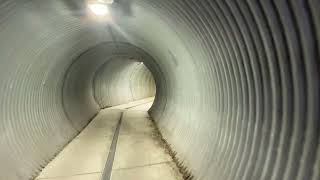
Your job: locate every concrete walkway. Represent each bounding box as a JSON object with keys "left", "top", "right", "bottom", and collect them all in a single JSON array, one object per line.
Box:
[{"left": 35, "top": 97, "right": 183, "bottom": 180}]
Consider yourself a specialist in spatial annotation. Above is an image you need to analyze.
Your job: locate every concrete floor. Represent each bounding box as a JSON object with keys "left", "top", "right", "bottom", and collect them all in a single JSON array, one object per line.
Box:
[{"left": 35, "top": 97, "right": 183, "bottom": 180}]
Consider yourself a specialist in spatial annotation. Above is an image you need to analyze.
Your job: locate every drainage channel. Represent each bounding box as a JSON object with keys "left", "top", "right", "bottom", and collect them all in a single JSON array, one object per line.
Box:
[{"left": 101, "top": 112, "right": 124, "bottom": 180}]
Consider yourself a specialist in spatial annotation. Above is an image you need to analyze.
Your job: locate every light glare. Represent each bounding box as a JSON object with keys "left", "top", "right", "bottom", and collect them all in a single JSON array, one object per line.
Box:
[
  {"left": 88, "top": 3, "right": 109, "bottom": 16},
  {"left": 98, "top": 0, "right": 113, "bottom": 4}
]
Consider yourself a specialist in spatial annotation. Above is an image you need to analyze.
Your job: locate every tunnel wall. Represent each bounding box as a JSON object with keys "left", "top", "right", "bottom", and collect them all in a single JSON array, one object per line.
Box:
[
  {"left": 113, "top": 1, "right": 320, "bottom": 180},
  {"left": 0, "top": 1, "right": 109, "bottom": 179},
  {"left": 128, "top": 62, "right": 156, "bottom": 101},
  {"left": 0, "top": 0, "right": 319, "bottom": 180},
  {"left": 0, "top": 1, "right": 161, "bottom": 179},
  {"left": 94, "top": 59, "right": 155, "bottom": 108}
]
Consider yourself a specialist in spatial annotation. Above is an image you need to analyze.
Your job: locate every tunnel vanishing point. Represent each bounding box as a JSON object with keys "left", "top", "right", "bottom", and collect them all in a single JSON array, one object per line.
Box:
[{"left": 0, "top": 0, "right": 319, "bottom": 180}]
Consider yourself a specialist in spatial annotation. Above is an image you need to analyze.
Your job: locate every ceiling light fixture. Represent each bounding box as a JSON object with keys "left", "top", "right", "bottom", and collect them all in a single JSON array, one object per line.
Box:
[{"left": 88, "top": 3, "right": 109, "bottom": 16}]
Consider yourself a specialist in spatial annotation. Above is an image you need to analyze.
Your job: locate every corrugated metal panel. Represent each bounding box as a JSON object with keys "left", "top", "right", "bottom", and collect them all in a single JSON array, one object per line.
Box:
[{"left": 0, "top": 0, "right": 319, "bottom": 180}]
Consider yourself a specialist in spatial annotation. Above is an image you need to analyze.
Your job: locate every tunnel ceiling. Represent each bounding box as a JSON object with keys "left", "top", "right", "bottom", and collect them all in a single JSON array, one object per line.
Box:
[{"left": 0, "top": 0, "right": 319, "bottom": 180}]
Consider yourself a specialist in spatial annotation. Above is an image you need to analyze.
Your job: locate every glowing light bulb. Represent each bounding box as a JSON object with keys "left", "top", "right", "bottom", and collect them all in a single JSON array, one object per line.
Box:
[{"left": 88, "top": 3, "right": 109, "bottom": 16}]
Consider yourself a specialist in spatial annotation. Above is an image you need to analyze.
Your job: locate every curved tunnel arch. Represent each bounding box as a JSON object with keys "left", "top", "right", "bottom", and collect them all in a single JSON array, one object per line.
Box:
[
  {"left": 0, "top": 0, "right": 319, "bottom": 180},
  {"left": 61, "top": 42, "right": 159, "bottom": 131},
  {"left": 93, "top": 57, "right": 155, "bottom": 108}
]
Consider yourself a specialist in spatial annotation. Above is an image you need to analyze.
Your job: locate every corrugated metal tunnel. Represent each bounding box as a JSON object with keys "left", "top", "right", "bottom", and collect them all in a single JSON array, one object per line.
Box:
[{"left": 0, "top": 0, "right": 319, "bottom": 180}]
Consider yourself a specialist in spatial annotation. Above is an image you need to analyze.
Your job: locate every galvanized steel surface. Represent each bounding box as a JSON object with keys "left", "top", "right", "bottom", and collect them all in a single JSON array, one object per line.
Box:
[{"left": 0, "top": 0, "right": 319, "bottom": 180}]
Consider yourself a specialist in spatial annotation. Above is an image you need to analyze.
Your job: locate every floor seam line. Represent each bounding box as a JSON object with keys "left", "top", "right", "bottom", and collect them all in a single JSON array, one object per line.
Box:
[
  {"left": 101, "top": 111, "right": 124, "bottom": 180},
  {"left": 125, "top": 100, "right": 154, "bottom": 110},
  {"left": 112, "top": 160, "right": 173, "bottom": 171},
  {"left": 36, "top": 171, "right": 101, "bottom": 179}
]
